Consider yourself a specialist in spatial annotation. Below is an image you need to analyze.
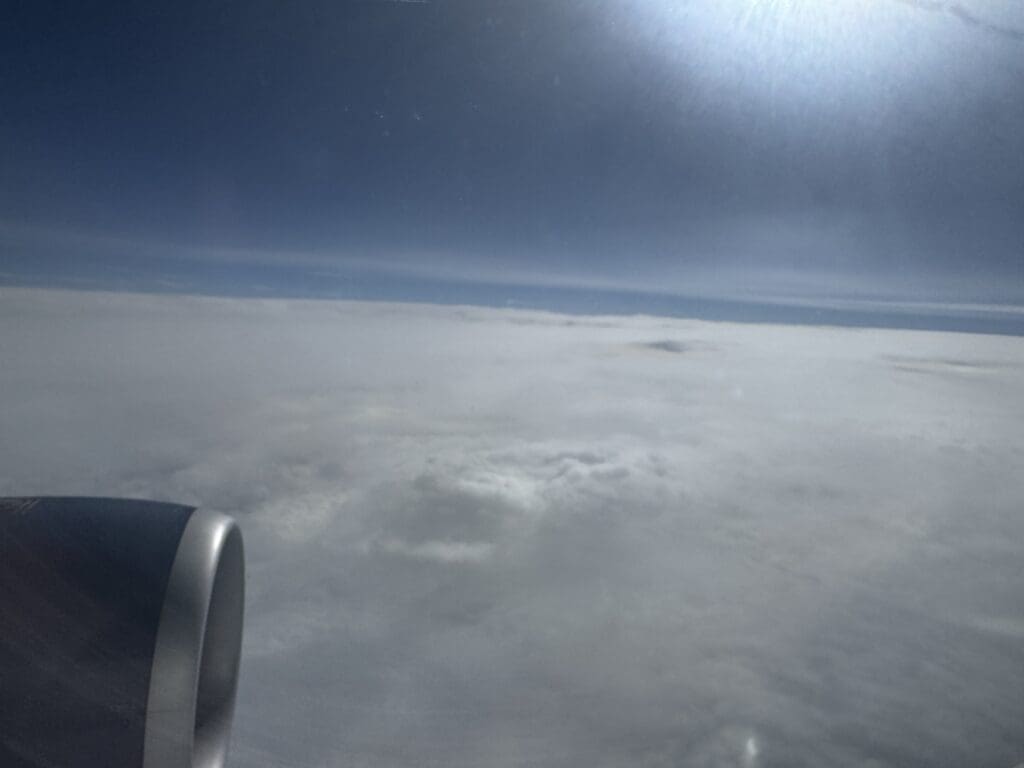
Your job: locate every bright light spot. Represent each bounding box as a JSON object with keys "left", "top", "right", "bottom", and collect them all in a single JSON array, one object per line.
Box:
[
  {"left": 615, "top": 0, "right": 960, "bottom": 119},
  {"left": 744, "top": 735, "right": 759, "bottom": 766}
]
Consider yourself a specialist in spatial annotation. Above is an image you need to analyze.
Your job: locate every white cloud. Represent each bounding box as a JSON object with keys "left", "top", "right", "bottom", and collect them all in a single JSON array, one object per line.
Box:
[
  {"left": 2, "top": 287, "right": 1023, "bottom": 767},
  {"left": 373, "top": 538, "right": 496, "bottom": 564}
]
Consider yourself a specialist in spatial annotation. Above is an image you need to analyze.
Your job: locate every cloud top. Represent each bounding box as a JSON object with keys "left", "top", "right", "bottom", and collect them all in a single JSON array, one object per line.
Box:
[{"left": 2, "top": 288, "right": 1023, "bottom": 767}]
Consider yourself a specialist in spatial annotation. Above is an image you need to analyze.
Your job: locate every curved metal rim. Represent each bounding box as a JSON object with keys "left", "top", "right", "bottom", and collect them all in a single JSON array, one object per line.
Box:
[{"left": 143, "top": 510, "right": 245, "bottom": 768}]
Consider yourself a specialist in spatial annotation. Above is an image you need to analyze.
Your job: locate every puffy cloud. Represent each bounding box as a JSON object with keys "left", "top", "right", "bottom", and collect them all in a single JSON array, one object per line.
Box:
[{"left": 2, "top": 288, "right": 1023, "bottom": 767}]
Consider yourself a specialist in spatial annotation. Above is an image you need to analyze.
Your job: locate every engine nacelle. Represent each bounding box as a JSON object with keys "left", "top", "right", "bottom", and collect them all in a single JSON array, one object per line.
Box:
[{"left": 0, "top": 497, "right": 245, "bottom": 768}]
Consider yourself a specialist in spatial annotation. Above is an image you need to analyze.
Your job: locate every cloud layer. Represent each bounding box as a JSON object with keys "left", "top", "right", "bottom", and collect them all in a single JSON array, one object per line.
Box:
[{"left": 2, "top": 288, "right": 1023, "bottom": 767}]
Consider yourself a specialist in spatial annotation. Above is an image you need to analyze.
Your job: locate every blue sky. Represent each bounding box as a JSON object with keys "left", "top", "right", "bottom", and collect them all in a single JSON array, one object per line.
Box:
[{"left": 2, "top": 0, "right": 1022, "bottom": 322}]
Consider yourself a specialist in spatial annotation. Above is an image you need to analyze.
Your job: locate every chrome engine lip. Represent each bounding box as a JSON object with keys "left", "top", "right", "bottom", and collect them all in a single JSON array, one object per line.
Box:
[{"left": 144, "top": 510, "right": 245, "bottom": 768}]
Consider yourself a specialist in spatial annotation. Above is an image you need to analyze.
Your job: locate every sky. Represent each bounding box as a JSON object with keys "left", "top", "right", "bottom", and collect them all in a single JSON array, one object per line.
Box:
[
  {"left": 3, "top": 287, "right": 1024, "bottom": 767},
  {"left": 2, "top": 0, "right": 1023, "bottom": 315}
]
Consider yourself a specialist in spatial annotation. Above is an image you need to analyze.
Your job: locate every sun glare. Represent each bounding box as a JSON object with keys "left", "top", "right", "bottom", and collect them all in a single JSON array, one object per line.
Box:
[{"left": 615, "top": 0, "right": 953, "bottom": 119}]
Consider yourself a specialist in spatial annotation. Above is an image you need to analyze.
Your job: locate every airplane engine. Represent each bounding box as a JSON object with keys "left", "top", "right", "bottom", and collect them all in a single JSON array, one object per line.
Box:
[{"left": 0, "top": 497, "right": 245, "bottom": 768}]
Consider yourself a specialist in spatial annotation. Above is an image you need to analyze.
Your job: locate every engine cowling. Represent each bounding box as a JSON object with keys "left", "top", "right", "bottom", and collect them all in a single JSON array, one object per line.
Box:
[{"left": 0, "top": 497, "right": 245, "bottom": 768}]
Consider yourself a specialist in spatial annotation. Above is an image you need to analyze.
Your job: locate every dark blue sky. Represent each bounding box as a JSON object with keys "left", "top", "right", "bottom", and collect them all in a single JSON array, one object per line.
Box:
[{"left": 2, "top": 0, "right": 1022, "bottom": 310}]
